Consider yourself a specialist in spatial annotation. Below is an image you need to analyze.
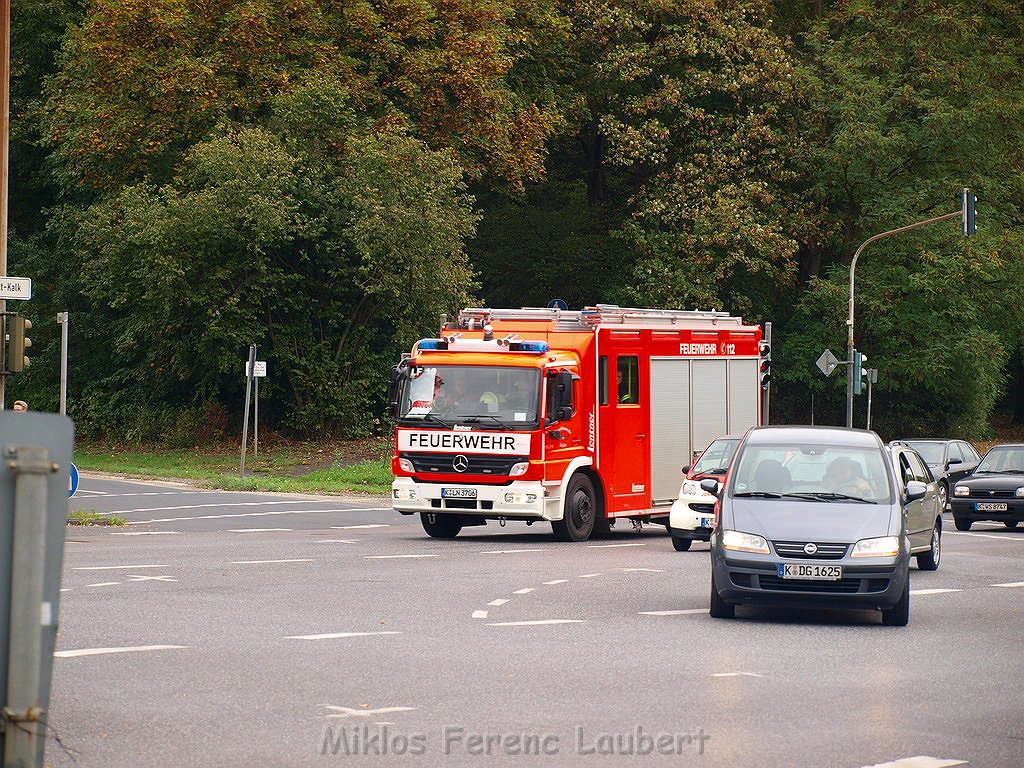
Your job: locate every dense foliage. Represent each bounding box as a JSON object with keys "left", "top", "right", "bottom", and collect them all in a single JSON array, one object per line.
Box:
[{"left": 5, "top": 0, "right": 1023, "bottom": 441}]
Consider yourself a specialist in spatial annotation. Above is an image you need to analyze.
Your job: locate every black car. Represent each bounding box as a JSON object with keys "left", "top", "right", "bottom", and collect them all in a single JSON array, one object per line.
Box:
[
  {"left": 707, "top": 426, "right": 937, "bottom": 626},
  {"left": 890, "top": 439, "right": 980, "bottom": 511},
  {"left": 950, "top": 443, "right": 1024, "bottom": 531}
]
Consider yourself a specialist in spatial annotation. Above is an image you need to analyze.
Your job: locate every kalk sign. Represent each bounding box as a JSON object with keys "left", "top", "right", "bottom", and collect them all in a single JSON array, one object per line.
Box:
[{"left": 398, "top": 430, "right": 532, "bottom": 455}]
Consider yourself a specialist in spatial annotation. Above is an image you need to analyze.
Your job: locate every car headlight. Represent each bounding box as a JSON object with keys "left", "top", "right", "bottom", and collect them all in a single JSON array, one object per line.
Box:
[
  {"left": 721, "top": 530, "right": 770, "bottom": 554},
  {"left": 851, "top": 536, "right": 900, "bottom": 558},
  {"left": 509, "top": 462, "right": 529, "bottom": 477},
  {"left": 1016, "top": 487, "right": 1024, "bottom": 498},
  {"left": 681, "top": 481, "right": 704, "bottom": 497},
  {"left": 953, "top": 485, "right": 970, "bottom": 497}
]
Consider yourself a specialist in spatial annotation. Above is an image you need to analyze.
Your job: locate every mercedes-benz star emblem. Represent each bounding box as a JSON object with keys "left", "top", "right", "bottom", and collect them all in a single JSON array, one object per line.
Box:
[
  {"left": 803, "top": 542, "right": 818, "bottom": 555},
  {"left": 452, "top": 455, "right": 470, "bottom": 473}
]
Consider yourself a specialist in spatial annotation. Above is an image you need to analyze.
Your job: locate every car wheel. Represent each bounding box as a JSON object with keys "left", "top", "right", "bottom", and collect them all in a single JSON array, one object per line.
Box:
[
  {"left": 709, "top": 570, "right": 734, "bottom": 619},
  {"left": 552, "top": 474, "right": 597, "bottom": 542},
  {"left": 1004, "top": 521, "right": 1020, "bottom": 529},
  {"left": 420, "top": 513, "right": 463, "bottom": 539},
  {"left": 937, "top": 482, "right": 948, "bottom": 511},
  {"left": 882, "top": 572, "right": 910, "bottom": 626},
  {"left": 953, "top": 517, "right": 972, "bottom": 531},
  {"left": 671, "top": 536, "right": 692, "bottom": 552},
  {"left": 916, "top": 518, "right": 941, "bottom": 571}
]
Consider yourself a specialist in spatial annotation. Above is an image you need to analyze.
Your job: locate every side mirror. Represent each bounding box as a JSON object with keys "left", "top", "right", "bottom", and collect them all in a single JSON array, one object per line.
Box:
[
  {"left": 946, "top": 458, "right": 963, "bottom": 468},
  {"left": 681, "top": 464, "right": 692, "bottom": 475},
  {"left": 546, "top": 370, "right": 577, "bottom": 424},
  {"left": 905, "top": 480, "right": 927, "bottom": 502},
  {"left": 700, "top": 478, "right": 721, "bottom": 497}
]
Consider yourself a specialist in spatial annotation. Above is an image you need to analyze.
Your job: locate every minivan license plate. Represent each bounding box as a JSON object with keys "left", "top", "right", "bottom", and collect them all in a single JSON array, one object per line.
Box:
[
  {"left": 975, "top": 502, "right": 1007, "bottom": 511},
  {"left": 441, "top": 487, "right": 477, "bottom": 499},
  {"left": 778, "top": 563, "right": 842, "bottom": 580}
]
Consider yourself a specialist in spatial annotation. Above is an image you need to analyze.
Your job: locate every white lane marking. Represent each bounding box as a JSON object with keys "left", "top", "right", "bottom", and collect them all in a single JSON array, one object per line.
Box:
[
  {"left": 512, "top": 588, "right": 535, "bottom": 595},
  {"left": 482, "top": 549, "right": 544, "bottom": 554},
  {"left": 472, "top": 611, "right": 489, "bottom": 619},
  {"left": 858, "top": 757, "right": 966, "bottom": 768},
  {"left": 125, "top": 575, "right": 176, "bottom": 582},
  {"left": 543, "top": 580, "right": 568, "bottom": 585},
  {"left": 365, "top": 554, "right": 438, "bottom": 560},
  {"left": 232, "top": 559, "right": 313, "bottom": 565},
  {"left": 74, "top": 489, "right": 107, "bottom": 495},
  {"left": 229, "top": 528, "right": 293, "bottom": 533},
  {"left": 620, "top": 568, "right": 665, "bottom": 573},
  {"left": 947, "top": 531, "right": 1024, "bottom": 541},
  {"left": 86, "top": 582, "right": 120, "bottom": 588},
  {"left": 579, "top": 573, "right": 601, "bottom": 578},
  {"left": 909, "top": 589, "right": 961, "bottom": 596},
  {"left": 74, "top": 564, "right": 168, "bottom": 571},
  {"left": 56, "top": 645, "right": 187, "bottom": 658},
  {"left": 333, "top": 524, "right": 390, "bottom": 530},
  {"left": 587, "top": 542, "right": 645, "bottom": 548},
  {"left": 324, "top": 705, "right": 415, "bottom": 719},
  {"left": 314, "top": 539, "right": 358, "bottom": 544},
  {"left": 110, "top": 531, "right": 182, "bottom": 536},
  {"left": 60, "top": 588, "right": 72, "bottom": 593},
  {"left": 287, "top": 632, "right": 402, "bottom": 641},
  {"left": 992, "top": 581, "right": 1024, "bottom": 587},
  {"left": 711, "top": 672, "right": 764, "bottom": 678},
  {"left": 488, "top": 599, "right": 510, "bottom": 606},
  {"left": 640, "top": 609, "right": 706, "bottom": 616},
  {"left": 487, "top": 620, "right": 584, "bottom": 626},
  {"left": 128, "top": 505, "right": 375, "bottom": 524}
]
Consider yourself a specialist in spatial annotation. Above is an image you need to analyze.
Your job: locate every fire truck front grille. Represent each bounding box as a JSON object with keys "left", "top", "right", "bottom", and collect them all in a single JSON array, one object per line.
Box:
[{"left": 405, "top": 452, "right": 528, "bottom": 476}]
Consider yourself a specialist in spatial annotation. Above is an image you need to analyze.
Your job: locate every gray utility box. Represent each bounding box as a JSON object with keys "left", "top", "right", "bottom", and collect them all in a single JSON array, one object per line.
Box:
[{"left": 0, "top": 411, "right": 74, "bottom": 768}]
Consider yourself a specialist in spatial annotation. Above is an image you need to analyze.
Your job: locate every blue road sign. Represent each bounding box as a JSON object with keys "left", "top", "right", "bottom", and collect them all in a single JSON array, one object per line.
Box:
[{"left": 68, "top": 462, "right": 79, "bottom": 498}]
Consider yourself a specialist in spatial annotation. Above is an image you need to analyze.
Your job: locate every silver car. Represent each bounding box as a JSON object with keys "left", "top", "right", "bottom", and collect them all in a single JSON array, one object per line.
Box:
[{"left": 707, "top": 426, "right": 940, "bottom": 626}]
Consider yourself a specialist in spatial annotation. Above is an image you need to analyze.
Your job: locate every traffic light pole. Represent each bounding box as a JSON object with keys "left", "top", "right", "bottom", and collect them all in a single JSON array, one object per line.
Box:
[{"left": 846, "top": 208, "right": 963, "bottom": 427}]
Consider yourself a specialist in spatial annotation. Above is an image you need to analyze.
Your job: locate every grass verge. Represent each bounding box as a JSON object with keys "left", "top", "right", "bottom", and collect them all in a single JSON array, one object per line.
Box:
[
  {"left": 68, "top": 510, "right": 126, "bottom": 526},
  {"left": 73, "top": 440, "right": 393, "bottom": 496}
]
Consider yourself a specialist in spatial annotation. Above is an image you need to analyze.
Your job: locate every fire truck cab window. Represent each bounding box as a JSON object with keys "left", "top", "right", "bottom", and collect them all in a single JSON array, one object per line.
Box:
[{"left": 617, "top": 357, "right": 639, "bottom": 404}]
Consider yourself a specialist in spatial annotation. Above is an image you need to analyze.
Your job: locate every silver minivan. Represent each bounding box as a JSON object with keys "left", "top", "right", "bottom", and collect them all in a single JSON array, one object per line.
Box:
[{"left": 706, "top": 426, "right": 941, "bottom": 626}]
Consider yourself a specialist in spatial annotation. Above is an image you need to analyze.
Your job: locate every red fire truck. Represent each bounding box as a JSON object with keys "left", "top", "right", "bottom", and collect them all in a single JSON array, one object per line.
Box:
[{"left": 389, "top": 305, "right": 766, "bottom": 541}]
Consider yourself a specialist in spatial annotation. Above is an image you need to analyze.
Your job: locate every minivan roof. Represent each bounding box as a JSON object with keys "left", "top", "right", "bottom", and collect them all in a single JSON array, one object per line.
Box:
[{"left": 745, "top": 425, "right": 880, "bottom": 448}]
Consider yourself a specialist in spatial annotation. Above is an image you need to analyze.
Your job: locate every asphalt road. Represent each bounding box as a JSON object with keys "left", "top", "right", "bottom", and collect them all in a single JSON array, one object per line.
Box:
[{"left": 44, "top": 475, "right": 1024, "bottom": 767}]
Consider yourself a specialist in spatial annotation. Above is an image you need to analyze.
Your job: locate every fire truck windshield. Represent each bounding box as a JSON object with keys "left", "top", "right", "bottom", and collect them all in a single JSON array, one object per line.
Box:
[{"left": 398, "top": 366, "right": 541, "bottom": 428}]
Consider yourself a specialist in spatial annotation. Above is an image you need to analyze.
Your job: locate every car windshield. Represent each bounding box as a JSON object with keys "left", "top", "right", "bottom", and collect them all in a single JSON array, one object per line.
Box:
[
  {"left": 904, "top": 441, "right": 945, "bottom": 464},
  {"left": 692, "top": 439, "right": 739, "bottom": 476},
  {"left": 730, "top": 443, "right": 891, "bottom": 503},
  {"left": 397, "top": 365, "right": 541, "bottom": 428},
  {"left": 976, "top": 446, "right": 1024, "bottom": 473}
]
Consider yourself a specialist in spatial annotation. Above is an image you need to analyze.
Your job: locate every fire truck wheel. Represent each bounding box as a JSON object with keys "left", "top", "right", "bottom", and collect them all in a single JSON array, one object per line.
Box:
[
  {"left": 420, "top": 512, "right": 463, "bottom": 538},
  {"left": 552, "top": 474, "right": 597, "bottom": 542}
]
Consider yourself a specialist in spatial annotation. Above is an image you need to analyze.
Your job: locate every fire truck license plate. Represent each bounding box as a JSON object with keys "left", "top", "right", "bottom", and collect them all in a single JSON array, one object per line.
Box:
[
  {"left": 778, "top": 564, "right": 842, "bottom": 580},
  {"left": 975, "top": 502, "right": 1007, "bottom": 511},
  {"left": 441, "top": 487, "right": 477, "bottom": 499}
]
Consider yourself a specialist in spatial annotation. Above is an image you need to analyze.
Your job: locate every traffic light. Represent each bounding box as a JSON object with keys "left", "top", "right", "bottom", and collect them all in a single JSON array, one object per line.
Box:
[
  {"left": 853, "top": 350, "right": 867, "bottom": 395},
  {"left": 759, "top": 341, "right": 771, "bottom": 389},
  {"left": 962, "top": 187, "right": 976, "bottom": 237},
  {"left": 5, "top": 313, "right": 32, "bottom": 373}
]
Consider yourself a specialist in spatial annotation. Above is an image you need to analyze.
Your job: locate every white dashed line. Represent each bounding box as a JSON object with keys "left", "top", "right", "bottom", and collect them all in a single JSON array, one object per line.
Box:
[
  {"left": 314, "top": 539, "right": 359, "bottom": 544},
  {"left": 229, "top": 528, "right": 293, "bottom": 533},
  {"left": 125, "top": 575, "right": 176, "bottom": 582},
  {"left": 620, "top": 568, "right": 665, "bottom": 573},
  {"left": 109, "top": 531, "right": 182, "bottom": 536},
  {"left": 579, "top": 573, "right": 602, "bottom": 578},
  {"left": 487, "top": 620, "right": 584, "bottom": 626},
  {"left": 333, "top": 524, "right": 391, "bottom": 530},
  {"left": 85, "top": 582, "right": 120, "bottom": 588},
  {"left": 711, "top": 672, "right": 764, "bottom": 678},
  {"left": 365, "top": 554, "right": 438, "bottom": 560},
  {"left": 56, "top": 645, "right": 188, "bottom": 658},
  {"left": 512, "top": 588, "right": 535, "bottom": 595},
  {"left": 481, "top": 549, "right": 544, "bottom": 554},
  {"left": 857, "top": 757, "right": 966, "bottom": 768},
  {"left": 74, "top": 564, "right": 168, "bottom": 571},
  {"left": 909, "top": 589, "right": 961, "bottom": 596},
  {"left": 488, "top": 599, "right": 510, "bottom": 607},
  {"left": 543, "top": 580, "right": 568, "bottom": 585},
  {"left": 639, "top": 609, "right": 706, "bottom": 616},
  {"left": 991, "top": 581, "right": 1024, "bottom": 588},
  {"left": 323, "top": 705, "right": 415, "bottom": 719},
  {"left": 587, "top": 543, "right": 646, "bottom": 548},
  {"left": 472, "top": 611, "right": 488, "bottom": 619},
  {"left": 287, "top": 632, "right": 402, "bottom": 641},
  {"left": 231, "top": 559, "right": 313, "bottom": 565}
]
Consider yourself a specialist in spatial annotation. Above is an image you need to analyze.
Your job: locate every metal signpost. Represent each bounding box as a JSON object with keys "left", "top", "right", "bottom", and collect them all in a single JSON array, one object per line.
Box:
[
  {"left": 57, "top": 313, "right": 68, "bottom": 415},
  {"left": 0, "top": 411, "right": 75, "bottom": 768}
]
